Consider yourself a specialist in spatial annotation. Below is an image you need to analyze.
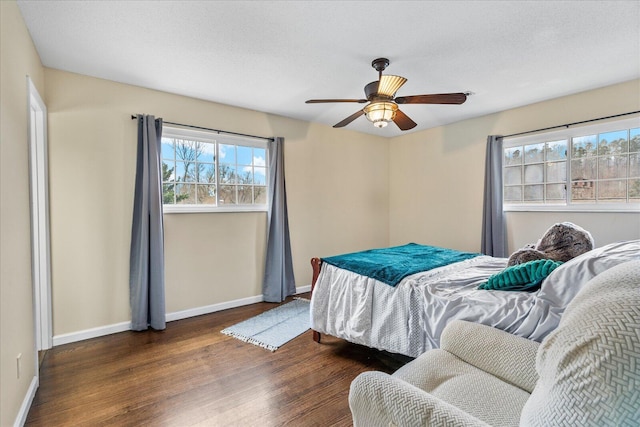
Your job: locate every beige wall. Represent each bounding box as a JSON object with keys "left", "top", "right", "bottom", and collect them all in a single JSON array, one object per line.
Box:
[
  {"left": 389, "top": 79, "right": 640, "bottom": 253},
  {"left": 44, "top": 69, "right": 390, "bottom": 335},
  {"left": 0, "top": 1, "right": 46, "bottom": 425},
  {"left": 506, "top": 211, "right": 639, "bottom": 251}
]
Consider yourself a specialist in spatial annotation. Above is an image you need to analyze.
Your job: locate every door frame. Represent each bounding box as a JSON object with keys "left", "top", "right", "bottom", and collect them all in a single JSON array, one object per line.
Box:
[{"left": 28, "top": 76, "right": 53, "bottom": 352}]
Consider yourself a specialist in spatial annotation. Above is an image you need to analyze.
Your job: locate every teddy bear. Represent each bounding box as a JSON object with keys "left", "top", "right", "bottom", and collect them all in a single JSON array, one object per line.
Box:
[{"left": 507, "top": 222, "right": 595, "bottom": 267}]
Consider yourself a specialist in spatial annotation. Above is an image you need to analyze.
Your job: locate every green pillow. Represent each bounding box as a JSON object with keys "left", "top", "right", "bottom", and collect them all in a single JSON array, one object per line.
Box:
[{"left": 478, "top": 259, "right": 563, "bottom": 292}]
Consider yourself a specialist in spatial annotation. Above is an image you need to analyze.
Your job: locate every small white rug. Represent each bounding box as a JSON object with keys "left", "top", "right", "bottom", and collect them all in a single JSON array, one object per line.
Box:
[{"left": 221, "top": 298, "right": 310, "bottom": 351}]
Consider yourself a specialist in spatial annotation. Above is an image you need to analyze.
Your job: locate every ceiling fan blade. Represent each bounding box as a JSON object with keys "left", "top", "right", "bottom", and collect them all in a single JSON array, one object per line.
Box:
[
  {"left": 306, "top": 99, "right": 368, "bottom": 104},
  {"left": 377, "top": 75, "right": 407, "bottom": 97},
  {"left": 395, "top": 93, "right": 468, "bottom": 105},
  {"left": 333, "top": 109, "right": 365, "bottom": 128},
  {"left": 393, "top": 109, "right": 417, "bottom": 131}
]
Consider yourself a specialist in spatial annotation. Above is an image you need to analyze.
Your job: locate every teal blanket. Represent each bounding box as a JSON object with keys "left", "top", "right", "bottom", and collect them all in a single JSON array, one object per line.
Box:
[{"left": 322, "top": 243, "right": 480, "bottom": 287}]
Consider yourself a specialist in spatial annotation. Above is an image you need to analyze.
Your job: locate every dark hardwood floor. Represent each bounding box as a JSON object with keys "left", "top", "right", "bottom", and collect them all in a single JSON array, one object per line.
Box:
[{"left": 26, "top": 294, "right": 410, "bottom": 426}]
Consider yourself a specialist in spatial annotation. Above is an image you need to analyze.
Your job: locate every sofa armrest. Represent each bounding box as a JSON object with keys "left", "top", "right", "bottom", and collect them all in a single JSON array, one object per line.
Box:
[
  {"left": 349, "top": 371, "right": 490, "bottom": 427},
  {"left": 440, "top": 320, "right": 539, "bottom": 393}
]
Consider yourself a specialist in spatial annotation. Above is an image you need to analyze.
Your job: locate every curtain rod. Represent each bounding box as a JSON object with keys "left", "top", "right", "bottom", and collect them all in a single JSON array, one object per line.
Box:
[
  {"left": 503, "top": 110, "right": 640, "bottom": 138},
  {"left": 131, "top": 115, "right": 274, "bottom": 142}
]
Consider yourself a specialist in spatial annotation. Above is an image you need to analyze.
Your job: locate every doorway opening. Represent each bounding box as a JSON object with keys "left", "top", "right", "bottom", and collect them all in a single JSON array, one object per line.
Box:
[{"left": 28, "top": 77, "right": 52, "bottom": 360}]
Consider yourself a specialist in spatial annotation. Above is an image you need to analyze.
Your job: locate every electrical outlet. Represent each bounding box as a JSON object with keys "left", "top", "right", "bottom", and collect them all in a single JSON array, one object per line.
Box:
[{"left": 17, "top": 353, "right": 22, "bottom": 379}]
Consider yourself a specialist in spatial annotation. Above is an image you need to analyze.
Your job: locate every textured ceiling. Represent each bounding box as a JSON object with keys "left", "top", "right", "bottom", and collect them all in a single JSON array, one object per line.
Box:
[{"left": 17, "top": 0, "right": 640, "bottom": 137}]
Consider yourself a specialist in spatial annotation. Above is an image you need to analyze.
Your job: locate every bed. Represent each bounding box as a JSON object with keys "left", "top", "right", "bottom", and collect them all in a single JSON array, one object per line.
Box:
[{"left": 309, "top": 240, "right": 640, "bottom": 358}]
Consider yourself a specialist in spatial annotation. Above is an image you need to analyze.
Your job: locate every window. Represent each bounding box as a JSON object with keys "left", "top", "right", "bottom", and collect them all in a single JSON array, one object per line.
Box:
[
  {"left": 161, "top": 126, "right": 268, "bottom": 212},
  {"left": 503, "top": 117, "right": 640, "bottom": 211}
]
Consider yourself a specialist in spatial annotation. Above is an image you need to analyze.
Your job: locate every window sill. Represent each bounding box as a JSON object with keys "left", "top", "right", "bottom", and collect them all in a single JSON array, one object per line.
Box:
[
  {"left": 504, "top": 204, "right": 640, "bottom": 213},
  {"left": 163, "top": 205, "right": 268, "bottom": 214}
]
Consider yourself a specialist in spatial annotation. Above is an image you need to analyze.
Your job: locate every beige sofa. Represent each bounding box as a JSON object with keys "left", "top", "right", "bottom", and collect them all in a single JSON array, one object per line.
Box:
[{"left": 349, "top": 260, "right": 640, "bottom": 426}]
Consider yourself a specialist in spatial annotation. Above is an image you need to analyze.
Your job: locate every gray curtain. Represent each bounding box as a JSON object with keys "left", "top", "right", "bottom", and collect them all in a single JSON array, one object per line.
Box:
[
  {"left": 262, "top": 137, "right": 296, "bottom": 302},
  {"left": 129, "top": 114, "right": 166, "bottom": 330},
  {"left": 481, "top": 135, "right": 507, "bottom": 257}
]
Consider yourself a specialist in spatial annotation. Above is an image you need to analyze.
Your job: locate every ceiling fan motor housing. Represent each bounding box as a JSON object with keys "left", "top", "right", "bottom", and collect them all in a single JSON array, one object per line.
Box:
[{"left": 365, "top": 81, "right": 386, "bottom": 101}]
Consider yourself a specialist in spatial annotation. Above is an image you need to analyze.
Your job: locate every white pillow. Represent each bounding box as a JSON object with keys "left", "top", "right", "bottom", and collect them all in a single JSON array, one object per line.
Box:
[
  {"left": 538, "top": 239, "right": 640, "bottom": 306},
  {"left": 520, "top": 240, "right": 640, "bottom": 342}
]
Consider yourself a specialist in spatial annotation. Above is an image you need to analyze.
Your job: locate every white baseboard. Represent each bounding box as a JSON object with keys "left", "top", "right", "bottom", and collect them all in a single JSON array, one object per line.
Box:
[
  {"left": 14, "top": 375, "right": 38, "bottom": 427},
  {"left": 52, "top": 285, "right": 312, "bottom": 346},
  {"left": 53, "top": 321, "right": 132, "bottom": 347},
  {"left": 165, "top": 294, "right": 264, "bottom": 322},
  {"left": 296, "top": 285, "right": 311, "bottom": 294}
]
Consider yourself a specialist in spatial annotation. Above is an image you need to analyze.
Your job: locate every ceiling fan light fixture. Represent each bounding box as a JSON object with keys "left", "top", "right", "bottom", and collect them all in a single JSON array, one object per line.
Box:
[{"left": 364, "top": 101, "right": 398, "bottom": 128}]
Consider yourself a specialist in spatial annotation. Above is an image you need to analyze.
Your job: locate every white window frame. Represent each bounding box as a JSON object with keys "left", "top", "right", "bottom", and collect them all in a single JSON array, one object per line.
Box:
[
  {"left": 161, "top": 126, "right": 269, "bottom": 213},
  {"left": 503, "top": 117, "right": 640, "bottom": 212}
]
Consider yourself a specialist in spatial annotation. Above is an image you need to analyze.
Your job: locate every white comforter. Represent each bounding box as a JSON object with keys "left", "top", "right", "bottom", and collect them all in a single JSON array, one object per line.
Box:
[{"left": 310, "top": 240, "right": 640, "bottom": 357}]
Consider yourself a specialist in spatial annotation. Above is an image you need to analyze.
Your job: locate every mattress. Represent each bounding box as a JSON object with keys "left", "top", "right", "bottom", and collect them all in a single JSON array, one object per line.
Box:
[{"left": 310, "top": 240, "right": 640, "bottom": 357}]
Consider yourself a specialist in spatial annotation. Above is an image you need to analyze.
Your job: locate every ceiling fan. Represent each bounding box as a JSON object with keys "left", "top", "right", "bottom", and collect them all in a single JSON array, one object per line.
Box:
[{"left": 306, "top": 58, "right": 468, "bottom": 131}]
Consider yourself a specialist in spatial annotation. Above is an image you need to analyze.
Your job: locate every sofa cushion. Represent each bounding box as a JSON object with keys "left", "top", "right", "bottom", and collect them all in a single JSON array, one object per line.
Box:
[
  {"left": 394, "top": 349, "right": 530, "bottom": 427},
  {"left": 349, "top": 371, "right": 490, "bottom": 427},
  {"left": 520, "top": 260, "right": 640, "bottom": 426},
  {"left": 440, "top": 320, "right": 539, "bottom": 393}
]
